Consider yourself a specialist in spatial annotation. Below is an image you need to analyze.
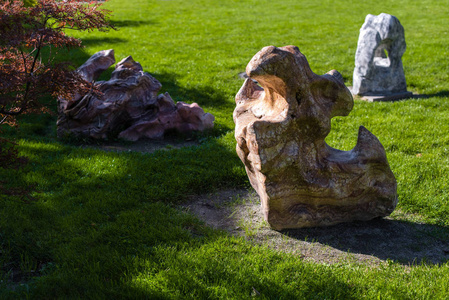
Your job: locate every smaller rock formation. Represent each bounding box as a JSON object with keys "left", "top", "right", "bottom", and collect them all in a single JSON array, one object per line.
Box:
[
  {"left": 57, "top": 50, "right": 214, "bottom": 140},
  {"left": 234, "top": 45, "right": 398, "bottom": 230},
  {"left": 352, "top": 13, "right": 412, "bottom": 101}
]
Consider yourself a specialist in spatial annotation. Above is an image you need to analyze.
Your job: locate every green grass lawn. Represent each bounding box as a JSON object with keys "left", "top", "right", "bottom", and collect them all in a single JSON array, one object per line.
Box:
[{"left": 1, "top": 0, "right": 449, "bottom": 298}]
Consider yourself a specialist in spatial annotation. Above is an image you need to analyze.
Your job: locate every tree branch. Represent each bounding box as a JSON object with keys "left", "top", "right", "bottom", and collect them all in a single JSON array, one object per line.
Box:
[
  {"left": 0, "top": 107, "right": 24, "bottom": 116},
  {"left": 0, "top": 114, "right": 8, "bottom": 125}
]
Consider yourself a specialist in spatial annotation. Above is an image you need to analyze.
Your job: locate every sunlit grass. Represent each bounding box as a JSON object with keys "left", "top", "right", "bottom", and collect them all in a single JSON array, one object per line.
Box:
[{"left": 1, "top": 0, "right": 449, "bottom": 298}]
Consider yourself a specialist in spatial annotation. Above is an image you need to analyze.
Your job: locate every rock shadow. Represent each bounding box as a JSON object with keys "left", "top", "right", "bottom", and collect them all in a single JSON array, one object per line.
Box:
[
  {"left": 185, "top": 188, "right": 449, "bottom": 265},
  {"left": 412, "top": 90, "right": 449, "bottom": 99},
  {"left": 281, "top": 218, "right": 449, "bottom": 265}
]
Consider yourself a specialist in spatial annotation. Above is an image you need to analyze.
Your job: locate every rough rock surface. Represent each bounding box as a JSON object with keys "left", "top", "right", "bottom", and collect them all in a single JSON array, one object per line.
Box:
[
  {"left": 234, "top": 45, "right": 397, "bottom": 230},
  {"left": 353, "top": 13, "right": 408, "bottom": 96},
  {"left": 57, "top": 50, "right": 214, "bottom": 141}
]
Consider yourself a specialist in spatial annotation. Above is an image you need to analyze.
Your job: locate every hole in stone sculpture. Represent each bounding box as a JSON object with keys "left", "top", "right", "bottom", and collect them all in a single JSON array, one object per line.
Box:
[{"left": 373, "top": 41, "right": 391, "bottom": 68}]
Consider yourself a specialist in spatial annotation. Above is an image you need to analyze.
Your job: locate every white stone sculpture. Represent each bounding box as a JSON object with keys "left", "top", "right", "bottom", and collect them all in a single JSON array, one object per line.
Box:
[{"left": 352, "top": 13, "right": 412, "bottom": 101}]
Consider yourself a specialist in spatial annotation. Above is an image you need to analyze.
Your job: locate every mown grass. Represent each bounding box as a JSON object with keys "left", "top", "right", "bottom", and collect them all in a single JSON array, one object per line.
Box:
[{"left": 1, "top": 0, "right": 449, "bottom": 298}]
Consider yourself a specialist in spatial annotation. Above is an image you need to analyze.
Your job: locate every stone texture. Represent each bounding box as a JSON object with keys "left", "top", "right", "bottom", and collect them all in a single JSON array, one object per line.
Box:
[
  {"left": 57, "top": 50, "right": 214, "bottom": 140},
  {"left": 234, "top": 45, "right": 397, "bottom": 230},
  {"left": 353, "top": 13, "right": 409, "bottom": 96}
]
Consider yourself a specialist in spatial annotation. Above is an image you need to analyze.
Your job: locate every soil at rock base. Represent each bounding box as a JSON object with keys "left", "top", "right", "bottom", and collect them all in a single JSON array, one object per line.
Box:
[
  {"left": 91, "top": 140, "right": 449, "bottom": 266},
  {"left": 183, "top": 188, "right": 449, "bottom": 266}
]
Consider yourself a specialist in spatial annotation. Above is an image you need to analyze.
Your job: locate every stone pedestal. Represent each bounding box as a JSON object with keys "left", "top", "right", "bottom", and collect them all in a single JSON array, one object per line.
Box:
[
  {"left": 349, "top": 88, "right": 413, "bottom": 102},
  {"left": 234, "top": 45, "right": 397, "bottom": 230}
]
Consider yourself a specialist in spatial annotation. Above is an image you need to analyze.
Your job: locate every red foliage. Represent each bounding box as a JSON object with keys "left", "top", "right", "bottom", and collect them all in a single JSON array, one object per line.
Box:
[{"left": 0, "top": 0, "right": 115, "bottom": 125}]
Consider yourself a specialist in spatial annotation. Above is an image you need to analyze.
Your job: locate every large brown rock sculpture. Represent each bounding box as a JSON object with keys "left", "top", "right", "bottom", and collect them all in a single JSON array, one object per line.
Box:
[
  {"left": 57, "top": 50, "right": 214, "bottom": 140},
  {"left": 234, "top": 45, "right": 397, "bottom": 230}
]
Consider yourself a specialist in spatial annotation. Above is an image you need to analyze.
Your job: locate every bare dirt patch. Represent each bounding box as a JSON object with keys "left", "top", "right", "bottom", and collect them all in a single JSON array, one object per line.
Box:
[
  {"left": 183, "top": 188, "right": 449, "bottom": 266},
  {"left": 79, "top": 140, "right": 449, "bottom": 266}
]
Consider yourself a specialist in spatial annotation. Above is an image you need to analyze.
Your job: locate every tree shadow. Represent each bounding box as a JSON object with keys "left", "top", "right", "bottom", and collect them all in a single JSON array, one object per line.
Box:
[
  {"left": 110, "top": 19, "right": 157, "bottom": 28},
  {"left": 281, "top": 217, "right": 449, "bottom": 265},
  {"left": 80, "top": 37, "right": 128, "bottom": 47},
  {"left": 0, "top": 134, "right": 247, "bottom": 296}
]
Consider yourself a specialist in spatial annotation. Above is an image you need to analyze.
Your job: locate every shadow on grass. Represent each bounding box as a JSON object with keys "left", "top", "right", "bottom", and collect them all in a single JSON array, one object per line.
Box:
[
  {"left": 151, "top": 71, "right": 234, "bottom": 110},
  {"left": 110, "top": 19, "right": 157, "bottom": 28},
  {"left": 80, "top": 37, "right": 128, "bottom": 46},
  {"left": 0, "top": 136, "right": 246, "bottom": 297},
  {"left": 412, "top": 90, "right": 449, "bottom": 99},
  {"left": 184, "top": 188, "right": 449, "bottom": 266},
  {"left": 60, "top": 45, "right": 234, "bottom": 135},
  {"left": 282, "top": 217, "right": 449, "bottom": 265},
  {"left": 67, "top": 43, "right": 233, "bottom": 111}
]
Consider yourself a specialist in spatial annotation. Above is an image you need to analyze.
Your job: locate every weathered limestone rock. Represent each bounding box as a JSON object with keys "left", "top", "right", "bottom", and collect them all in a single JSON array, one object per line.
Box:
[
  {"left": 234, "top": 45, "right": 397, "bottom": 230},
  {"left": 353, "top": 13, "right": 412, "bottom": 99},
  {"left": 57, "top": 50, "right": 214, "bottom": 140}
]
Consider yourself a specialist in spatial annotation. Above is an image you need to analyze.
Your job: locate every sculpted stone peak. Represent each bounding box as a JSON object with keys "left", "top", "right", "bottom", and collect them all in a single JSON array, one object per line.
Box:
[
  {"left": 234, "top": 45, "right": 397, "bottom": 230},
  {"left": 77, "top": 49, "right": 115, "bottom": 83}
]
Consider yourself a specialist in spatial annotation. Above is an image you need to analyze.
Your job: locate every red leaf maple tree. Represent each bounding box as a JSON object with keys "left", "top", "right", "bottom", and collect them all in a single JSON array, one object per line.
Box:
[{"left": 0, "top": 0, "right": 115, "bottom": 126}]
